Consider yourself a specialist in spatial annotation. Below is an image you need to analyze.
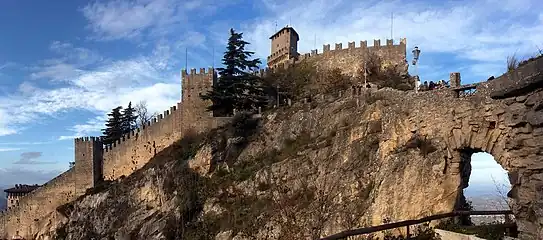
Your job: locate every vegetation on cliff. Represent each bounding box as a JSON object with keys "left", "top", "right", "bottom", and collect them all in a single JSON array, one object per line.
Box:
[
  {"left": 101, "top": 101, "right": 141, "bottom": 145},
  {"left": 200, "top": 28, "right": 267, "bottom": 116}
]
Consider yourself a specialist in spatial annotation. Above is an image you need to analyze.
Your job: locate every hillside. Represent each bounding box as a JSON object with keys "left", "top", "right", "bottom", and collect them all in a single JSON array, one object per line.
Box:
[
  {"left": 28, "top": 60, "right": 543, "bottom": 240},
  {"left": 35, "top": 87, "right": 469, "bottom": 239}
]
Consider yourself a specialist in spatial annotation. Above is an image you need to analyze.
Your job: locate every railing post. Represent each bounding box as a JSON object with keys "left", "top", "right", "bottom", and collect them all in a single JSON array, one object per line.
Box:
[
  {"left": 406, "top": 225, "right": 410, "bottom": 239},
  {"left": 505, "top": 214, "right": 512, "bottom": 236}
]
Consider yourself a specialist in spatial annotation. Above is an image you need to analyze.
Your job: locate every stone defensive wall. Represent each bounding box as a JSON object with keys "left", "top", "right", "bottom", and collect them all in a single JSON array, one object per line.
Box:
[
  {"left": 264, "top": 38, "right": 407, "bottom": 78},
  {"left": 0, "top": 169, "right": 77, "bottom": 239},
  {"left": 101, "top": 67, "right": 231, "bottom": 181},
  {"left": 0, "top": 67, "right": 231, "bottom": 239},
  {"left": 2, "top": 54, "right": 541, "bottom": 239}
]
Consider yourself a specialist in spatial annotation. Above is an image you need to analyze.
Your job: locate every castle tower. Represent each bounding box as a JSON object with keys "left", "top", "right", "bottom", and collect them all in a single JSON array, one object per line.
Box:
[
  {"left": 267, "top": 25, "right": 299, "bottom": 69},
  {"left": 74, "top": 137, "right": 103, "bottom": 195},
  {"left": 181, "top": 67, "right": 217, "bottom": 118}
]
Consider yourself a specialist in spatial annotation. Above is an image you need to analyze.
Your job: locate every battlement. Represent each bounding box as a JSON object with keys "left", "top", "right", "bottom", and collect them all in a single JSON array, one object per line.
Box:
[
  {"left": 266, "top": 38, "right": 405, "bottom": 62},
  {"left": 74, "top": 136, "right": 102, "bottom": 143},
  {"left": 318, "top": 38, "right": 405, "bottom": 54},
  {"left": 259, "top": 38, "right": 408, "bottom": 79},
  {"left": 181, "top": 67, "right": 215, "bottom": 77},
  {"left": 103, "top": 104, "right": 179, "bottom": 152}
]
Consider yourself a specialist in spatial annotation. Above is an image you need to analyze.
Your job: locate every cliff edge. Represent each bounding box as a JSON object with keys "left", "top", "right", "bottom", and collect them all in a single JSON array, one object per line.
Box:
[{"left": 28, "top": 56, "right": 543, "bottom": 240}]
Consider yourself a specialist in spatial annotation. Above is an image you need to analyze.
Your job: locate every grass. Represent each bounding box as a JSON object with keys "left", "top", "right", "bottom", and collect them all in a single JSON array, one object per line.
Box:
[
  {"left": 507, "top": 48, "right": 543, "bottom": 72},
  {"left": 507, "top": 54, "right": 519, "bottom": 72}
]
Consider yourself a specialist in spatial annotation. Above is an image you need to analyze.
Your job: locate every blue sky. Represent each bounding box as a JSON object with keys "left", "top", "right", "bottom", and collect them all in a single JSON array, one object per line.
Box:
[{"left": 0, "top": 0, "right": 541, "bottom": 192}]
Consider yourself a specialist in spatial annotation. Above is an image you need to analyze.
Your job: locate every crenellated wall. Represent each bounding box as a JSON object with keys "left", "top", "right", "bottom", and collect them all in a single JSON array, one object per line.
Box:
[
  {"left": 0, "top": 136, "right": 106, "bottom": 239},
  {"left": 102, "top": 103, "right": 183, "bottom": 180},
  {"left": 0, "top": 67, "right": 230, "bottom": 239},
  {"left": 0, "top": 168, "right": 77, "bottom": 239},
  {"left": 265, "top": 38, "right": 408, "bottom": 78},
  {"left": 101, "top": 67, "right": 222, "bottom": 181}
]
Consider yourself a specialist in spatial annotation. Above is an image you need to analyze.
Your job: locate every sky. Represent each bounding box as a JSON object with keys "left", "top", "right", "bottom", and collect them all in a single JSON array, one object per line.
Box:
[{"left": 1, "top": 0, "right": 540, "bottom": 192}]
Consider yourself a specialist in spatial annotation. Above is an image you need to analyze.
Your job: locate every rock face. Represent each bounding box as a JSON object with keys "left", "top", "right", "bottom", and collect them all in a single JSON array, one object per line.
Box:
[{"left": 33, "top": 57, "right": 543, "bottom": 240}]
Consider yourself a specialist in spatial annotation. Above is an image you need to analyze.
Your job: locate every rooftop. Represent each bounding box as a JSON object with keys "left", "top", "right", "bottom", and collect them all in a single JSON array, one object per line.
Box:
[
  {"left": 269, "top": 25, "right": 299, "bottom": 41},
  {"left": 4, "top": 184, "right": 41, "bottom": 194}
]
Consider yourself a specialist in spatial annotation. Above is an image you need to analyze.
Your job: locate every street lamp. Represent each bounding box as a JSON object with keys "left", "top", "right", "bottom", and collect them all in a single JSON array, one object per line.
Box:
[{"left": 412, "top": 46, "right": 421, "bottom": 77}]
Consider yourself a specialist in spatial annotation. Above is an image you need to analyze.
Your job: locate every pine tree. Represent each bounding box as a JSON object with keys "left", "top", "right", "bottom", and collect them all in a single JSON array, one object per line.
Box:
[
  {"left": 121, "top": 101, "right": 137, "bottom": 134},
  {"left": 200, "top": 28, "right": 266, "bottom": 116},
  {"left": 101, "top": 106, "right": 123, "bottom": 145}
]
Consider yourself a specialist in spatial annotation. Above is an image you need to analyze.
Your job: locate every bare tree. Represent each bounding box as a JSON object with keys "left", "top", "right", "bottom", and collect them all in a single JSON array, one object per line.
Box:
[
  {"left": 134, "top": 100, "right": 158, "bottom": 128},
  {"left": 491, "top": 175, "right": 513, "bottom": 210}
]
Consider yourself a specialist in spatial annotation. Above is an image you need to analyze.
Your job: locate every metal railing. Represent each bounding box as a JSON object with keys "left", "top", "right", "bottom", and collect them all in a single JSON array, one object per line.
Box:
[{"left": 320, "top": 210, "right": 513, "bottom": 240}]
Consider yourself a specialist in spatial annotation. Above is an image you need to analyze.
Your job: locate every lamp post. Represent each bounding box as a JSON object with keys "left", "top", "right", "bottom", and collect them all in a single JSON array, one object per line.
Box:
[{"left": 412, "top": 46, "right": 421, "bottom": 78}]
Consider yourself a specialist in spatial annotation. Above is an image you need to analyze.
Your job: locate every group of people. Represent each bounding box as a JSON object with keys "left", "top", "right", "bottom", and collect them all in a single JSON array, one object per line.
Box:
[{"left": 415, "top": 79, "right": 450, "bottom": 92}]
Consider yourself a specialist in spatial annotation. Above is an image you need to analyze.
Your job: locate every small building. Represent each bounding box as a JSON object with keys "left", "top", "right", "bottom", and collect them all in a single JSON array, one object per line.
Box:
[
  {"left": 3, "top": 184, "right": 40, "bottom": 210},
  {"left": 267, "top": 25, "right": 299, "bottom": 69}
]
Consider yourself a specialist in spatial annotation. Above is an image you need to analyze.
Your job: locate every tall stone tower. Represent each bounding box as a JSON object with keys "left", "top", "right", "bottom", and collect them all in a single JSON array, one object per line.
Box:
[
  {"left": 74, "top": 137, "right": 103, "bottom": 196},
  {"left": 267, "top": 25, "right": 299, "bottom": 69}
]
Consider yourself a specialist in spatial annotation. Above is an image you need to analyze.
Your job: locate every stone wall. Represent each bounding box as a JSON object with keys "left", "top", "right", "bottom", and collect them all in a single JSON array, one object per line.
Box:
[
  {"left": 0, "top": 169, "right": 77, "bottom": 239},
  {"left": 185, "top": 56, "right": 542, "bottom": 239},
  {"left": 0, "top": 67, "right": 229, "bottom": 239},
  {"left": 102, "top": 104, "right": 183, "bottom": 180},
  {"left": 260, "top": 38, "right": 408, "bottom": 79},
  {"left": 102, "top": 68, "right": 220, "bottom": 181}
]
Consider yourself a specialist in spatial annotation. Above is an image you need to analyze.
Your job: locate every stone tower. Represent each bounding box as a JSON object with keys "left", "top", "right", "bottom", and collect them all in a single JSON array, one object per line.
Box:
[
  {"left": 267, "top": 25, "right": 299, "bottom": 69},
  {"left": 181, "top": 68, "right": 217, "bottom": 118},
  {"left": 74, "top": 137, "right": 103, "bottom": 195}
]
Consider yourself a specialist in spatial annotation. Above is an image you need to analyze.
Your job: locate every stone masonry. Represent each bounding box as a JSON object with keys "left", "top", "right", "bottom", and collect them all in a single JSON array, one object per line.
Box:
[
  {"left": 0, "top": 67, "right": 229, "bottom": 240},
  {"left": 1, "top": 34, "right": 543, "bottom": 239},
  {"left": 265, "top": 26, "right": 408, "bottom": 79}
]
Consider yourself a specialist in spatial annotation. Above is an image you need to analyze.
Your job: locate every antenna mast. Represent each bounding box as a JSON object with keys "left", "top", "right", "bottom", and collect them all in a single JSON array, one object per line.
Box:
[
  {"left": 314, "top": 33, "right": 316, "bottom": 50},
  {"left": 391, "top": 12, "right": 394, "bottom": 40},
  {"left": 212, "top": 46, "right": 215, "bottom": 69},
  {"left": 185, "top": 48, "right": 188, "bottom": 72}
]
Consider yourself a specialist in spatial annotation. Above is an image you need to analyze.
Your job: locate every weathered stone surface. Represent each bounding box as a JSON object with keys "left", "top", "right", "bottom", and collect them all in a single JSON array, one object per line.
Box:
[
  {"left": 6, "top": 52, "right": 543, "bottom": 240},
  {"left": 504, "top": 108, "right": 527, "bottom": 127},
  {"left": 527, "top": 110, "right": 543, "bottom": 127},
  {"left": 516, "top": 95, "right": 528, "bottom": 102},
  {"left": 525, "top": 91, "right": 543, "bottom": 106}
]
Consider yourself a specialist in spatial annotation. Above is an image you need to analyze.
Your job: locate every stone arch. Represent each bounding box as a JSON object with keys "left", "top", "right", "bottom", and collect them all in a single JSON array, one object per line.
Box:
[{"left": 443, "top": 96, "right": 542, "bottom": 239}]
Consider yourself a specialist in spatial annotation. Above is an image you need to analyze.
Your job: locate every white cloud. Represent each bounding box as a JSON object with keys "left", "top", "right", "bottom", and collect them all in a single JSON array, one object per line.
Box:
[
  {"left": 30, "top": 41, "right": 102, "bottom": 82},
  {"left": 0, "top": 109, "right": 17, "bottom": 136},
  {"left": 4, "top": 0, "right": 542, "bottom": 140},
  {"left": 241, "top": 0, "right": 543, "bottom": 78},
  {"left": 470, "top": 152, "right": 509, "bottom": 185},
  {"left": 81, "top": 0, "right": 189, "bottom": 41},
  {"left": 0, "top": 41, "right": 188, "bottom": 138},
  {"left": 0, "top": 148, "right": 21, "bottom": 152},
  {"left": 58, "top": 115, "right": 108, "bottom": 140}
]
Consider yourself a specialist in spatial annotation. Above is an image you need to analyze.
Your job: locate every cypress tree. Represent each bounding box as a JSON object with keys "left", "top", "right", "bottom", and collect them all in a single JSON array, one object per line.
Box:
[
  {"left": 101, "top": 106, "right": 123, "bottom": 145},
  {"left": 200, "top": 28, "right": 266, "bottom": 116},
  {"left": 121, "top": 101, "right": 137, "bottom": 134}
]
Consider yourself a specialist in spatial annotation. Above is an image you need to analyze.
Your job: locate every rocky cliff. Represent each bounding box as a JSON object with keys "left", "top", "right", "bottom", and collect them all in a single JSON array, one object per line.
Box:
[{"left": 32, "top": 57, "right": 543, "bottom": 240}]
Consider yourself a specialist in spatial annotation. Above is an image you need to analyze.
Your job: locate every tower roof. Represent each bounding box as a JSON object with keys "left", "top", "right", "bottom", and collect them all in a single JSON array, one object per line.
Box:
[
  {"left": 4, "top": 184, "right": 41, "bottom": 194},
  {"left": 269, "top": 26, "right": 299, "bottom": 41}
]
